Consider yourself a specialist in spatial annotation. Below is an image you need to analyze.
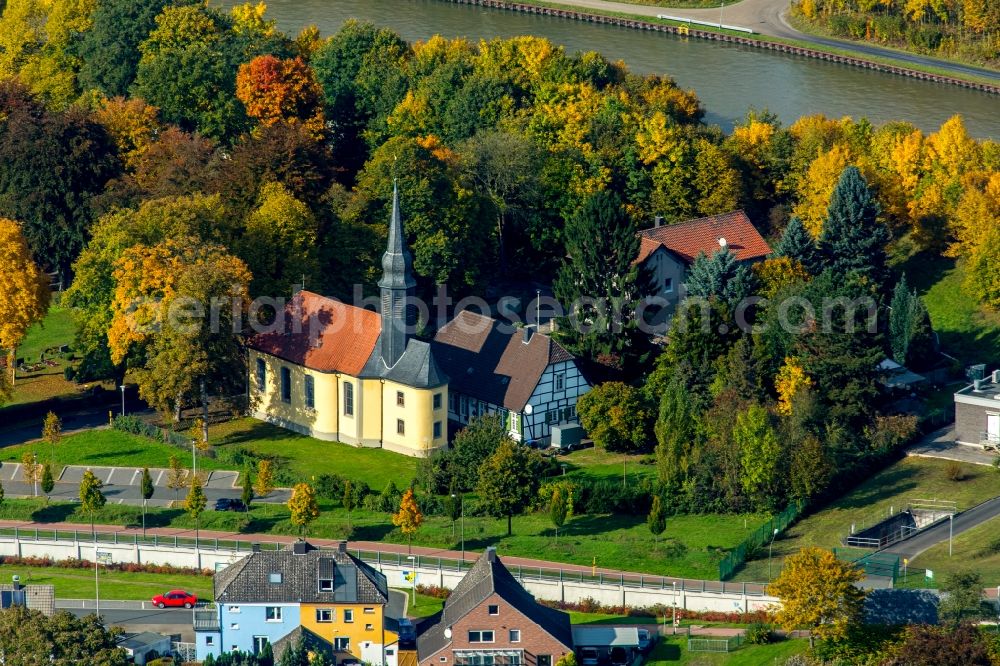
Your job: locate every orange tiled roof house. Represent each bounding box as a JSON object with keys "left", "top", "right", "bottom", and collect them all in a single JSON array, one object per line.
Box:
[
  {"left": 247, "top": 187, "right": 591, "bottom": 457},
  {"left": 637, "top": 211, "right": 771, "bottom": 312}
]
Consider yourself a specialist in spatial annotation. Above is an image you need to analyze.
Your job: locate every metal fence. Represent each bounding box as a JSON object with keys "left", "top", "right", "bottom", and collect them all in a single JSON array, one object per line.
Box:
[
  {"left": 718, "top": 501, "right": 805, "bottom": 581},
  {"left": 0, "top": 528, "right": 772, "bottom": 597},
  {"left": 688, "top": 636, "right": 742, "bottom": 652}
]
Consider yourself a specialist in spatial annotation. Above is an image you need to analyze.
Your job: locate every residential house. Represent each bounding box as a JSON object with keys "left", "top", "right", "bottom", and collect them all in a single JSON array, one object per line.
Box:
[
  {"left": 195, "top": 541, "right": 396, "bottom": 664},
  {"left": 954, "top": 369, "right": 1000, "bottom": 447},
  {"left": 432, "top": 312, "right": 591, "bottom": 444},
  {"left": 636, "top": 211, "right": 771, "bottom": 311},
  {"left": 417, "top": 548, "right": 573, "bottom": 666},
  {"left": 248, "top": 184, "right": 449, "bottom": 457},
  {"left": 0, "top": 579, "right": 54, "bottom": 615}
]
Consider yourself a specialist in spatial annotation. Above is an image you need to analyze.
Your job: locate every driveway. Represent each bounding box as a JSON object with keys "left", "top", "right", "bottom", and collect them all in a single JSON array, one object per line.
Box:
[
  {"left": 883, "top": 496, "right": 1000, "bottom": 561},
  {"left": 907, "top": 427, "right": 998, "bottom": 467}
]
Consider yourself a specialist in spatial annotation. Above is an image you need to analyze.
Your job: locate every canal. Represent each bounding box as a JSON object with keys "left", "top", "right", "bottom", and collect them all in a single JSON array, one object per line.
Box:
[{"left": 218, "top": 0, "right": 999, "bottom": 138}]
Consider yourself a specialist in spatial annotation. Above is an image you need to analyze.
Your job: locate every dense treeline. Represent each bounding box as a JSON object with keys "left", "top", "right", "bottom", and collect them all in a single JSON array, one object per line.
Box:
[
  {"left": 0, "top": 1, "right": 998, "bottom": 519},
  {"left": 792, "top": 0, "right": 999, "bottom": 66}
]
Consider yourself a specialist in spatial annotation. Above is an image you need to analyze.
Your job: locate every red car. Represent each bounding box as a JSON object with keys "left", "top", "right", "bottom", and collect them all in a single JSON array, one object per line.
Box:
[{"left": 152, "top": 590, "right": 197, "bottom": 609}]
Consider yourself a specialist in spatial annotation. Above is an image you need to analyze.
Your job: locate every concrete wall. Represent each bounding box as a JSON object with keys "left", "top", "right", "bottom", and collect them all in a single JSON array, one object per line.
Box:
[{"left": 0, "top": 538, "right": 779, "bottom": 614}]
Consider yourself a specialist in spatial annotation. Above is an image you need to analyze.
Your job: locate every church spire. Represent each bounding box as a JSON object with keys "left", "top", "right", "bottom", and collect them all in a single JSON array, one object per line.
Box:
[{"left": 378, "top": 181, "right": 416, "bottom": 368}]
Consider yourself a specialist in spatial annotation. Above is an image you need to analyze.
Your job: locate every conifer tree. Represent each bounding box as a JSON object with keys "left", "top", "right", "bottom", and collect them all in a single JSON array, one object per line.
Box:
[
  {"left": 553, "top": 190, "right": 653, "bottom": 359},
  {"left": 685, "top": 247, "right": 757, "bottom": 305},
  {"left": 817, "top": 166, "right": 890, "bottom": 288},
  {"left": 773, "top": 217, "right": 822, "bottom": 275},
  {"left": 647, "top": 495, "right": 666, "bottom": 545},
  {"left": 889, "top": 274, "right": 913, "bottom": 365}
]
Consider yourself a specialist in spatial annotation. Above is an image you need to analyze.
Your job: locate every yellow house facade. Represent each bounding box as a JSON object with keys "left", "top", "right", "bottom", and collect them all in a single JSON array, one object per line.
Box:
[
  {"left": 247, "top": 185, "right": 449, "bottom": 458},
  {"left": 300, "top": 601, "right": 399, "bottom": 664}
]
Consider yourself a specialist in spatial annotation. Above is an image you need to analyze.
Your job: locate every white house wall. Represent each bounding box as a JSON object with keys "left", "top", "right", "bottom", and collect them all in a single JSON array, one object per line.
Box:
[{"left": 522, "top": 360, "right": 591, "bottom": 443}]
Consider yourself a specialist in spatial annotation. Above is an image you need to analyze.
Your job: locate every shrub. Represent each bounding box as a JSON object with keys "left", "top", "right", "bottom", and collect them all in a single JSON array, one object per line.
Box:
[
  {"left": 315, "top": 474, "right": 347, "bottom": 501},
  {"left": 746, "top": 622, "right": 773, "bottom": 644},
  {"left": 945, "top": 461, "right": 965, "bottom": 481}
]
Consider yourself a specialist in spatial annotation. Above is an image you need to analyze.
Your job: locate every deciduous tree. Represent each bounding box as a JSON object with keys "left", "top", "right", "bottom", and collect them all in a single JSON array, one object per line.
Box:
[
  {"left": 40, "top": 463, "right": 54, "bottom": 499},
  {"left": 140, "top": 467, "right": 154, "bottom": 536},
  {"left": 775, "top": 357, "right": 812, "bottom": 416},
  {"left": 734, "top": 403, "right": 782, "bottom": 511},
  {"left": 42, "top": 411, "right": 62, "bottom": 445},
  {"left": 392, "top": 488, "right": 424, "bottom": 553},
  {"left": 769, "top": 546, "right": 865, "bottom": 647},
  {"left": 550, "top": 486, "right": 568, "bottom": 542},
  {"left": 254, "top": 459, "right": 275, "bottom": 500},
  {"left": 185, "top": 474, "right": 207, "bottom": 541},
  {"left": 477, "top": 441, "right": 542, "bottom": 536},
  {"left": 288, "top": 482, "right": 320, "bottom": 537},
  {"left": 0, "top": 217, "right": 51, "bottom": 390},
  {"left": 235, "top": 55, "right": 323, "bottom": 135},
  {"left": 939, "top": 571, "right": 991, "bottom": 623},
  {"left": 0, "top": 605, "right": 128, "bottom": 665},
  {"left": 166, "top": 454, "right": 186, "bottom": 499},
  {"left": 79, "top": 468, "right": 107, "bottom": 535},
  {"left": 577, "top": 382, "right": 650, "bottom": 453}
]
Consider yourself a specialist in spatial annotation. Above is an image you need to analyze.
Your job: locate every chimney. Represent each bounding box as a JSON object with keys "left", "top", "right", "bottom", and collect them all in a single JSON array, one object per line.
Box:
[
  {"left": 522, "top": 325, "right": 533, "bottom": 345},
  {"left": 974, "top": 378, "right": 984, "bottom": 391},
  {"left": 485, "top": 547, "right": 497, "bottom": 563},
  {"left": 292, "top": 541, "right": 308, "bottom": 555},
  {"left": 338, "top": 541, "right": 348, "bottom": 554},
  {"left": 992, "top": 369, "right": 1000, "bottom": 384},
  {"left": 654, "top": 215, "right": 663, "bottom": 228},
  {"left": 251, "top": 543, "right": 261, "bottom": 553},
  {"left": 11, "top": 575, "right": 20, "bottom": 591}
]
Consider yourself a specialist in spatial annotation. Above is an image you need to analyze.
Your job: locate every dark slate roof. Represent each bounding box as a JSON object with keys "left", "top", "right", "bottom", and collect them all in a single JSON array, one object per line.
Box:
[
  {"left": 360, "top": 337, "right": 448, "bottom": 389},
  {"left": 215, "top": 542, "right": 389, "bottom": 605},
  {"left": 431, "top": 311, "right": 579, "bottom": 412},
  {"left": 272, "top": 626, "right": 333, "bottom": 662},
  {"left": 417, "top": 549, "right": 573, "bottom": 659}
]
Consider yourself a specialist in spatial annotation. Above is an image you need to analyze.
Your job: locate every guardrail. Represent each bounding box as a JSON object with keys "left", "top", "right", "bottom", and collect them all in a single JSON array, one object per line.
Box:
[
  {"left": 656, "top": 14, "right": 754, "bottom": 34},
  {"left": 0, "top": 528, "right": 770, "bottom": 598}
]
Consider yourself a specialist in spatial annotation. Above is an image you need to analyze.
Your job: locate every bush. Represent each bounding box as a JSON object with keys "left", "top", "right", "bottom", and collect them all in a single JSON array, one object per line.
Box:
[
  {"left": 746, "top": 622, "right": 773, "bottom": 645},
  {"left": 945, "top": 461, "right": 966, "bottom": 481},
  {"left": 315, "top": 474, "right": 347, "bottom": 501}
]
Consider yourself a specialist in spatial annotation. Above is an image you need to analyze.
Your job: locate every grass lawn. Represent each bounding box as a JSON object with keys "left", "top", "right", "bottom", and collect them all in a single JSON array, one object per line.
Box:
[
  {"left": 0, "top": 494, "right": 751, "bottom": 579},
  {"left": 0, "top": 564, "right": 212, "bottom": 601},
  {"left": 732, "top": 457, "right": 1000, "bottom": 582},
  {"left": 897, "top": 253, "right": 1000, "bottom": 366},
  {"left": 5, "top": 305, "right": 90, "bottom": 407},
  {"left": 401, "top": 591, "right": 445, "bottom": 619},
  {"left": 558, "top": 446, "right": 658, "bottom": 484},
  {"left": 18, "top": 306, "right": 77, "bottom": 362},
  {"left": 203, "top": 418, "right": 419, "bottom": 489},
  {"left": 909, "top": 514, "right": 1000, "bottom": 586},
  {"left": 0, "top": 429, "right": 228, "bottom": 473},
  {"left": 646, "top": 635, "right": 808, "bottom": 665}
]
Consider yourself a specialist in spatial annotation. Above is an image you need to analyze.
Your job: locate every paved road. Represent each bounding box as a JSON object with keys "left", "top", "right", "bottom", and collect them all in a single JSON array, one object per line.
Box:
[
  {"left": 884, "top": 496, "right": 1000, "bottom": 561},
  {"left": 0, "top": 409, "right": 118, "bottom": 449},
  {"left": 907, "top": 427, "right": 998, "bottom": 467},
  {"left": 537, "top": 0, "right": 1000, "bottom": 82}
]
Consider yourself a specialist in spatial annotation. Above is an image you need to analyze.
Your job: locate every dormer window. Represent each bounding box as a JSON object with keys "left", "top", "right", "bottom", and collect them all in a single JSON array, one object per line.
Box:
[{"left": 319, "top": 578, "right": 333, "bottom": 591}]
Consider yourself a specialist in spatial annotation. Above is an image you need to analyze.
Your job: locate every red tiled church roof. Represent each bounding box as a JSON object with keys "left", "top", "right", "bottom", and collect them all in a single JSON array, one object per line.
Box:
[
  {"left": 248, "top": 291, "right": 380, "bottom": 375},
  {"left": 636, "top": 210, "right": 771, "bottom": 265}
]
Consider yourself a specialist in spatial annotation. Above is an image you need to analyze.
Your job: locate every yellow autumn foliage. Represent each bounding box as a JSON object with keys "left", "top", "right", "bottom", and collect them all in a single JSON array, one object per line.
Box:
[{"left": 775, "top": 356, "right": 812, "bottom": 416}]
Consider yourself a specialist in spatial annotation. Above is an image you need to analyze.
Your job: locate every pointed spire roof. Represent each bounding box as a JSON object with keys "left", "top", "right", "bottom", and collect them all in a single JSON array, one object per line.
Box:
[{"left": 378, "top": 180, "right": 417, "bottom": 290}]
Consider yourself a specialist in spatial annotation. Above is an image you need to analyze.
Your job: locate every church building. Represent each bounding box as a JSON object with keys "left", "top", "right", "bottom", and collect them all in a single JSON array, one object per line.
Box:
[{"left": 248, "top": 185, "right": 589, "bottom": 457}]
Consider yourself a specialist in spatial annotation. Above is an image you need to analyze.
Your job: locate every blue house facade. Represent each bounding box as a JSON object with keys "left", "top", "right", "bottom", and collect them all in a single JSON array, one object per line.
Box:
[{"left": 196, "top": 602, "right": 301, "bottom": 661}]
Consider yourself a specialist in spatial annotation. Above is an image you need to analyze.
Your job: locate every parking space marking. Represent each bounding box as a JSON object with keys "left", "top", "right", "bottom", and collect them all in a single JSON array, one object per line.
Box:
[
  {"left": 8, "top": 464, "right": 20, "bottom": 481},
  {"left": 130, "top": 469, "right": 141, "bottom": 486},
  {"left": 155, "top": 469, "right": 165, "bottom": 486}
]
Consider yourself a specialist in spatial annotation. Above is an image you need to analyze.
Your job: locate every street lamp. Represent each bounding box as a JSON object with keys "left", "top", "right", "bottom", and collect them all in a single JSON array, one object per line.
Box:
[
  {"left": 767, "top": 528, "right": 779, "bottom": 581},
  {"left": 671, "top": 580, "right": 677, "bottom": 635},
  {"left": 32, "top": 452, "right": 37, "bottom": 497},
  {"left": 119, "top": 385, "right": 126, "bottom": 416},
  {"left": 452, "top": 493, "right": 465, "bottom": 565}
]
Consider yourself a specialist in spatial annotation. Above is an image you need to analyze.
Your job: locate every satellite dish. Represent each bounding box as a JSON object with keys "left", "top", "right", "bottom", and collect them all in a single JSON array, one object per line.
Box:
[
  {"left": 444, "top": 628, "right": 453, "bottom": 639},
  {"left": 524, "top": 404, "right": 533, "bottom": 415}
]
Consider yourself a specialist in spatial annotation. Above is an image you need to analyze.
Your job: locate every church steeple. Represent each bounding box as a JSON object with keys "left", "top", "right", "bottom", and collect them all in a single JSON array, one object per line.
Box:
[{"left": 378, "top": 181, "right": 416, "bottom": 368}]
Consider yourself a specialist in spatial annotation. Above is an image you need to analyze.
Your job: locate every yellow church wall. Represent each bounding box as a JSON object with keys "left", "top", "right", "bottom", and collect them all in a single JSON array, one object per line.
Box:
[
  {"left": 380, "top": 380, "right": 447, "bottom": 457},
  {"left": 337, "top": 375, "right": 363, "bottom": 444},
  {"left": 300, "top": 603, "right": 396, "bottom": 658},
  {"left": 360, "top": 379, "right": 383, "bottom": 446},
  {"left": 249, "top": 350, "right": 340, "bottom": 440}
]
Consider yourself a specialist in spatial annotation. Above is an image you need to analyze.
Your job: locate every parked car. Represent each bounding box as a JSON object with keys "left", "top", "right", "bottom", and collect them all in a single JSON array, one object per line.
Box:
[
  {"left": 579, "top": 648, "right": 599, "bottom": 666},
  {"left": 152, "top": 590, "right": 197, "bottom": 609},
  {"left": 214, "top": 498, "right": 246, "bottom": 512}
]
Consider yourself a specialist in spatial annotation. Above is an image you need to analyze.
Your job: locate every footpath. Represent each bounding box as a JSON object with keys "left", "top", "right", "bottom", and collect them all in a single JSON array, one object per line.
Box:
[{"left": 488, "top": 0, "right": 1000, "bottom": 82}]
